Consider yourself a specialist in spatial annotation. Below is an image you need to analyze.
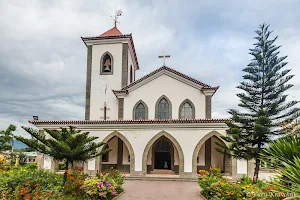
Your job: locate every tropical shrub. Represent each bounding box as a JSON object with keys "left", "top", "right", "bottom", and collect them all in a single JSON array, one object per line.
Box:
[
  {"left": 15, "top": 126, "right": 111, "bottom": 183},
  {"left": 0, "top": 165, "right": 125, "bottom": 200},
  {"left": 198, "top": 167, "right": 288, "bottom": 200},
  {"left": 0, "top": 165, "right": 64, "bottom": 199},
  {"left": 99, "top": 169, "right": 124, "bottom": 194},
  {"left": 65, "top": 167, "right": 88, "bottom": 197},
  {"left": 261, "top": 134, "right": 300, "bottom": 198},
  {"left": 81, "top": 169, "right": 124, "bottom": 200}
]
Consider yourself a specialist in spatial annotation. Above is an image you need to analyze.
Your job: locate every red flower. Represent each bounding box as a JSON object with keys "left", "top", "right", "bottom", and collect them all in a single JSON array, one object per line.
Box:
[
  {"left": 24, "top": 181, "right": 29, "bottom": 186},
  {"left": 45, "top": 192, "right": 52, "bottom": 197}
]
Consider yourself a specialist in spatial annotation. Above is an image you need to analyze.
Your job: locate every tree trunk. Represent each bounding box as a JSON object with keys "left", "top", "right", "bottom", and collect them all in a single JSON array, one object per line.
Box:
[
  {"left": 252, "top": 158, "right": 261, "bottom": 184},
  {"left": 64, "top": 159, "right": 69, "bottom": 184}
]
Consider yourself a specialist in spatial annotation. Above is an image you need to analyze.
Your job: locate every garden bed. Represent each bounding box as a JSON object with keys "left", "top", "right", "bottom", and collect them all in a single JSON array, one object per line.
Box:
[
  {"left": 198, "top": 166, "right": 288, "bottom": 200},
  {"left": 0, "top": 164, "right": 125, "bottom": 200}
]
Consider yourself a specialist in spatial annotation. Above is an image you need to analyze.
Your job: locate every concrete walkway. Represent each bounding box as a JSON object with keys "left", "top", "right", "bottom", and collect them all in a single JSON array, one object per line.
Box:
[{"left": 118, "top": 180, "right": 203, "bottom": 200}]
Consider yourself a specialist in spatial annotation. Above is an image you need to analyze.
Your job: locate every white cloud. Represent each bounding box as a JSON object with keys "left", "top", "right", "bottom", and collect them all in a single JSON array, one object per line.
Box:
[{"left": 1, "top": 0, "right": 300, "bottom": 136}]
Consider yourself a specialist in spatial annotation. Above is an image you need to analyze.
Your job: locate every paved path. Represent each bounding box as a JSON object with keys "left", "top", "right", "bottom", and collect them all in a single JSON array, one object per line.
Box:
[{"left": 118, "top": 180, "right": 203, "bottom": 200}]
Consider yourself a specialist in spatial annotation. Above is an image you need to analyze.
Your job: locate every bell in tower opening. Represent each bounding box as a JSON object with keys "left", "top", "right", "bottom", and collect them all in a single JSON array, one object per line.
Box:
[{"left": 101, "top": 53, "right": 113, "bottom": 74}]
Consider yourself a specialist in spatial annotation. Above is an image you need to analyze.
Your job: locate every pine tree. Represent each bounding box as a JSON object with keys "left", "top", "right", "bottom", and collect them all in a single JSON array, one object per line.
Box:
[
  {"left": 0, "top": 124, "right": 16, "bottom": 152},
  {"left": 220, "top": 24, "right": 300, "bottom": 184},
  {"left": 15, "top": 126, "right": 111, "bottom": 183}
]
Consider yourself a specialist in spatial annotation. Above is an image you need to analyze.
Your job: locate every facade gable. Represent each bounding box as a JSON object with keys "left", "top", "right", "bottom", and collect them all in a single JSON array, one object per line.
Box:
[
  {"left": 114, "top": 66, "right": 219, "bottom": 94},
  {"left": 123, "top": 74, "right": 207, "bottom": 120}
]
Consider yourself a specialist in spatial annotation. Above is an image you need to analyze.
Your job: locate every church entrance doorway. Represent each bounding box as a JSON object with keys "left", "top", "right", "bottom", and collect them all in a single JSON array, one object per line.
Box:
[
  {"left": 146, "top": 136, "right": 180, "bottom": 175},
  {"left": 154, "top": 138, "right": 171, "bottom": 170}
]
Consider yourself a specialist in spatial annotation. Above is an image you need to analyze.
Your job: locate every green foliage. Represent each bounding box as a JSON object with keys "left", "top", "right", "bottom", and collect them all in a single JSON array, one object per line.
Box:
[
  {"left": 0, "top": 165, "right": 64, "bottom": 199},
  {"left": 81, "top": 169, "right": 124, "bottom": 200},
  {"left": 15, "top": 126, "right": 112, "bottom": 182},
  {"left": 198, "top": 167, "right": 286, "bottom": 200},
  {"left": 261, "top": 134, "right": 300, "bottom": 198},
  {"left": 198, "top": 166, "right": 223, "bottom": 194},
  {"left": 0, "top": 124, "right": 16, "bottom": 151},
  {"left": 15, "top": 126, "right": 110, "bottom": 165},
  {"left": 218, "top": 24, "right": 300, "bottom": 183},
  {"left": 23, "top": 163, "right": 38, "bottom": 171},
  {"left": 65, "top": 168, "right": 88, "bottom": 197},
  {"left": 0, "top": 167, "right": 124, "bottom": 200},
  {"left": 58, "top": 161, "right": 66, "bottom": 170}
]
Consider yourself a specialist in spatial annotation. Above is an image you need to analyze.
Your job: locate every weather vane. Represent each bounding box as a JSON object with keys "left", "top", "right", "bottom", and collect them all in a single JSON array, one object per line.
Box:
[{"left": 111, "top": 7, "right": 123, "bottom": 27}]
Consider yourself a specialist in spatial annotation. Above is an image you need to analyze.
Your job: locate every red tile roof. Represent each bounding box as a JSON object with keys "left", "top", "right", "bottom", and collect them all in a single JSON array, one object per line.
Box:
[
  {"left": 118, "top": 66, "right": 219, "bottom": 94},
  {"left": 99, "top": 27, "right": 122, "bottom": 37},
  {"left": 29, "top": 119, "right": 230, "bottom": 125}
]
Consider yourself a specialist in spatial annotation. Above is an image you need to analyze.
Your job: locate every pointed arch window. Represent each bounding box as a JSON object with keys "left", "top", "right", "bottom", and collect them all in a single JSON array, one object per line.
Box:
[
  {"left": 133, "top": 100, "right": 148, "bottom": 120},
  {"left": 155, "top": 96, "right": 172, "bottom": 119},
  {"left": 135, "top": 103, "right": 145, "bottom": 119},
  {"left": 179, "top": 99, "right": 195, "bottom": 119},
  {"left": 100, "top": 52, "right": 113, "bottom": 75}
]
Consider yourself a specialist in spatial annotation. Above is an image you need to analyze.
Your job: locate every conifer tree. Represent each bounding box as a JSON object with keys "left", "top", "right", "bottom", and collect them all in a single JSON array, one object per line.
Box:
[
  {"left": 15, "top": 126, "right": 111, "bottom": 183},
  {"left": 220, "top": 24, "right": 300, "bottom": 184}
]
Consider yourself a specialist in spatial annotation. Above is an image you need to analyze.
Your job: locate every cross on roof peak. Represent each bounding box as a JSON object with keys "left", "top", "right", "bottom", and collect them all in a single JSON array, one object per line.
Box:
[{"left": 158, "top": 52, "right": 171, "bottom": 66}]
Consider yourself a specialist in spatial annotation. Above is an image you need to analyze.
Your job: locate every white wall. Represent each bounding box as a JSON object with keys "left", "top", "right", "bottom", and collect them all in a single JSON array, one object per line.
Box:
[
  {"left": 123, "top": 74, "right": 206, "bottom": 120},
  {"left": 86, "top": 128, "right": 227, "bottom": 173},
  {"left": 127, "top": 48, "right": 134, "bottom": 85},
  {"left": 89, "top": 43, "right": 124, "bottom": 120},
  {"left": 237, "top": 160, "right": 247, "bottom": 174}
]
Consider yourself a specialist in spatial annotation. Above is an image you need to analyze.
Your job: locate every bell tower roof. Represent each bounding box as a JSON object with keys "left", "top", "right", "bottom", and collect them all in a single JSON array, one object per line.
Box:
[
  {"left": 81, "top": 28, "right": 139, "bottom": 70},
  {"left": 99, "top": 26, "right": 122, "bottom": 37}
]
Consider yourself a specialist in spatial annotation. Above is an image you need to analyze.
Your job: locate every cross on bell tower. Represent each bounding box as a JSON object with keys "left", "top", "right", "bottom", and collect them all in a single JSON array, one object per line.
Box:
[
  {"left": 100, "top": 85, "right": 110, "bottom": 120},
  {"left": 111, "top": 8, "right": 123, "bottom": 27}
]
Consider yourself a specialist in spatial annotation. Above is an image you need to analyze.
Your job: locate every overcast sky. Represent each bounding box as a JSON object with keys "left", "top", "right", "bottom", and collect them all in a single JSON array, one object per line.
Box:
[{"left": 1, "top": 0, "right": 300, "bottom": 137}]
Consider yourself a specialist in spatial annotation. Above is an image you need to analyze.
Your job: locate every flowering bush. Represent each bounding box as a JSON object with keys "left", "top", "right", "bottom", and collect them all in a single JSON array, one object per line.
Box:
[
  {"left": 198, "top": 166, "right": 222, "bottom": 191},
  {"left": 0, "top": 165, "right": 65, "bottom": 199},
  {"left": 198, "top": 167, "right": 287, "bottom": 200},
  {"left": 0, "top": 165, "right": 124, "bottom": 200},
  {"left": 81, "top": 169, "right": 124, "bottom": 200},
  {"left": 0, "top": 155, "right": 7, "bottom": 166},
  {"left": 65, "top": 167, "right": 88, "bottom": 197}
]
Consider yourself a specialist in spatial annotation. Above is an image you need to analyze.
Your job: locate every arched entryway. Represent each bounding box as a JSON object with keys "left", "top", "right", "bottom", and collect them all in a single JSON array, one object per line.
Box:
[
  {"left": 142, "top": 131, "right": 184, "bottom": 175},
  {"left": 98, "top": 131, "right": 135, "bottom": 175},
  {"left": 192, "top": 131, "right": 233, "bottom": 175},
  {"left": 153, "top": 136, "right": 173, "bottom": 170}
]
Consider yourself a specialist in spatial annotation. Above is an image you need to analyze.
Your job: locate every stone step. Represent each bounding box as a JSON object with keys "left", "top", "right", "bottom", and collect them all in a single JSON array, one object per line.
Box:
[
  {"left": 124, "top": 176, "right": 198, "bottom": 182},
  {"left": 149, "top": 169, "right": 176, "bottom": 175}
]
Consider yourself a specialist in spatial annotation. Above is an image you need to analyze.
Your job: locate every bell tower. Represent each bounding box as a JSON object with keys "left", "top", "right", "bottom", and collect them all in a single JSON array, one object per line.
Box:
[{"left": 81, "top": 27, "right": 139, "bottom": 120}]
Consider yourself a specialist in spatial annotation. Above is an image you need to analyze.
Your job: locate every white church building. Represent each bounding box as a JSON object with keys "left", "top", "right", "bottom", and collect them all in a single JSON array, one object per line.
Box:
[{"left": 29, "top": 26, "right": 237, "bottom": 178}]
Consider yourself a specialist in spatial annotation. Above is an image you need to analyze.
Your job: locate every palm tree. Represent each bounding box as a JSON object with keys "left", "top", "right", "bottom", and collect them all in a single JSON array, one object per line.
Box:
[
  {"left": 15, "top": 126, "right": 111, "bottom": 183},
  {"left": 0, "top": 124, "right": 16, "bottom": 152},
  {"left": 261, "top": 134, "right": 300, "bottom": 197}
]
